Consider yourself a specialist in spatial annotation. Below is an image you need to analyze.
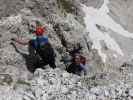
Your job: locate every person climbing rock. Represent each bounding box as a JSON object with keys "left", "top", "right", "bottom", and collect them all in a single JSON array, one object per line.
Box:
[
  {"left": 66, "top": 53, "right": 87, "bottom": 76},
  {"left": 63, "top": 43, "right": 87, "bottom": 75},
  {"left": 11, "top": 21, "right": 56, "bottom": 72}
]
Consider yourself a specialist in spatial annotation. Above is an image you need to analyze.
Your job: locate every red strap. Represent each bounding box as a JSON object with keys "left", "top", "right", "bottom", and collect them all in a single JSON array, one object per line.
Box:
[
  {"left": 34, "top": 27, "right": 44, "bottom": 35},
  {"left": 80, "top": 56, "right": 86, "bottom": 65}
]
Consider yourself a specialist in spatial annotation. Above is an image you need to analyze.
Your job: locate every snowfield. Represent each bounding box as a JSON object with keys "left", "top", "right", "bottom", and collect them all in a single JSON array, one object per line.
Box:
[{"left": 82, "top": 0, "right": 133, "bottom": 62}]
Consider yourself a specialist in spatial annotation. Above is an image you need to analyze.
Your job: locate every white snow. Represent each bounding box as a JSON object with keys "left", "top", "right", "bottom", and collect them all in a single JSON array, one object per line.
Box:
[{"left": 81, "top": 0, "right": 133, "bottom": 62}]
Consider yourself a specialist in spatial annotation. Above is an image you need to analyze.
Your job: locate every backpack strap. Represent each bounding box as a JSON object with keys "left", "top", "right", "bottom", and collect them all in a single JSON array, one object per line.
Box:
[
  {"left": 36, "top": 37, "right": 41, "bottom": 49},
  {"left": 80, "top": 56, "right": 86, "bottom": 65}
]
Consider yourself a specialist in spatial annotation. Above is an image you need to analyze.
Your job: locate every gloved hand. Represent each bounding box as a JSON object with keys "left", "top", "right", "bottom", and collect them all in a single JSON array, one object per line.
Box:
[
  {"left": 10, "top": 38, "right": 16, "bottom": 45},
  {"left": 11, "top": 38, "right": 16, "bottom": 41}
]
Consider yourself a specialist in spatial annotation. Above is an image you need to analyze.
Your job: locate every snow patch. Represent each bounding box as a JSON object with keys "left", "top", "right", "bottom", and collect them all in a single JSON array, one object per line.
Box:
[
  {"left": 81, "top": 0, "right": 133, "bottom": 62},
  {"left": 104, "top": 33, "right": 124, "bottom": 56},
  {"left": 99, "top": 0, "right": 110, "bottom": 14}
]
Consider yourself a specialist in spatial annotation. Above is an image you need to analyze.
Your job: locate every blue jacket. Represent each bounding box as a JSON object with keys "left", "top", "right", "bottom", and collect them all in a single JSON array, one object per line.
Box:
[{"left": 31, "top": 35, "right": 48, "bottom": 49}]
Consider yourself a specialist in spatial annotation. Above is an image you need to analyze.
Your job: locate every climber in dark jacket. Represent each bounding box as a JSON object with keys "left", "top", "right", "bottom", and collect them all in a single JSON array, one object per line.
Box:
[
  {"left": 64, "top": 43, "right": 87, "bottom": 75},
  {"left": 11, "top": 21, "right": 56, "bottom": 71},
  {"left": 66, "top": 53, "right": 87, "bottom": 76}
]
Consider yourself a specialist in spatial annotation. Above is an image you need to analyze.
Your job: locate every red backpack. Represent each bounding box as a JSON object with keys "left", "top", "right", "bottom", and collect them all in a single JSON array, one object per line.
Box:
[
  {"left": 80, "top": 56, "right": 86, "bottom": 65},
  {"left": 33, "top": 26, "right": 44, "bottom": 36}
]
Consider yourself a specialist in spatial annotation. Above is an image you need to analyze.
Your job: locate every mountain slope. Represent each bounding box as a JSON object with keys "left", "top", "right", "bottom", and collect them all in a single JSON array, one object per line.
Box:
[
  {"left": 0, "top": 0, "right": 133, "bottom": 100},
  {"left": 82, "top": 0, "right": 133, "bottom": 64}
]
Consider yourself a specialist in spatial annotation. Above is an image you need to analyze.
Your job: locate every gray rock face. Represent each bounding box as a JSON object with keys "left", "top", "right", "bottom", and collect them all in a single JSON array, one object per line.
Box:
[
  {"left": 0, "top": 0, "right": 25, "bottom": 18},
  {"left": 0, "top": 0, "right": 133, "bottom": 100},
  {"left": 109, "top": 0, "right": 133, "bottom": 32},
  {"left": 80, "top": 0, "right": 104, "bottom": 8}
]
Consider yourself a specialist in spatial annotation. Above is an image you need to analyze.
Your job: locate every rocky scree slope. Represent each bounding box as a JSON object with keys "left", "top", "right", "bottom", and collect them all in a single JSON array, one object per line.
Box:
[
  {"left": 1, "top": 68, "right": 133, "bottom": 100},
  {"left": 0, "top": 0, "right": 98, "bottom": 84},
  {"left": 0, "top": 0, "right": 133, "bottom": 100}
]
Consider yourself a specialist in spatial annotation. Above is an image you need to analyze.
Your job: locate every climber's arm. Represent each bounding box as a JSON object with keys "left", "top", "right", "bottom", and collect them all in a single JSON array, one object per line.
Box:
[
  {"left": 80, "top": 64, "right": 87, "bottom": 75},
  {"left": 11, "top": 37, "right": 30, "bottom": 45}
]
